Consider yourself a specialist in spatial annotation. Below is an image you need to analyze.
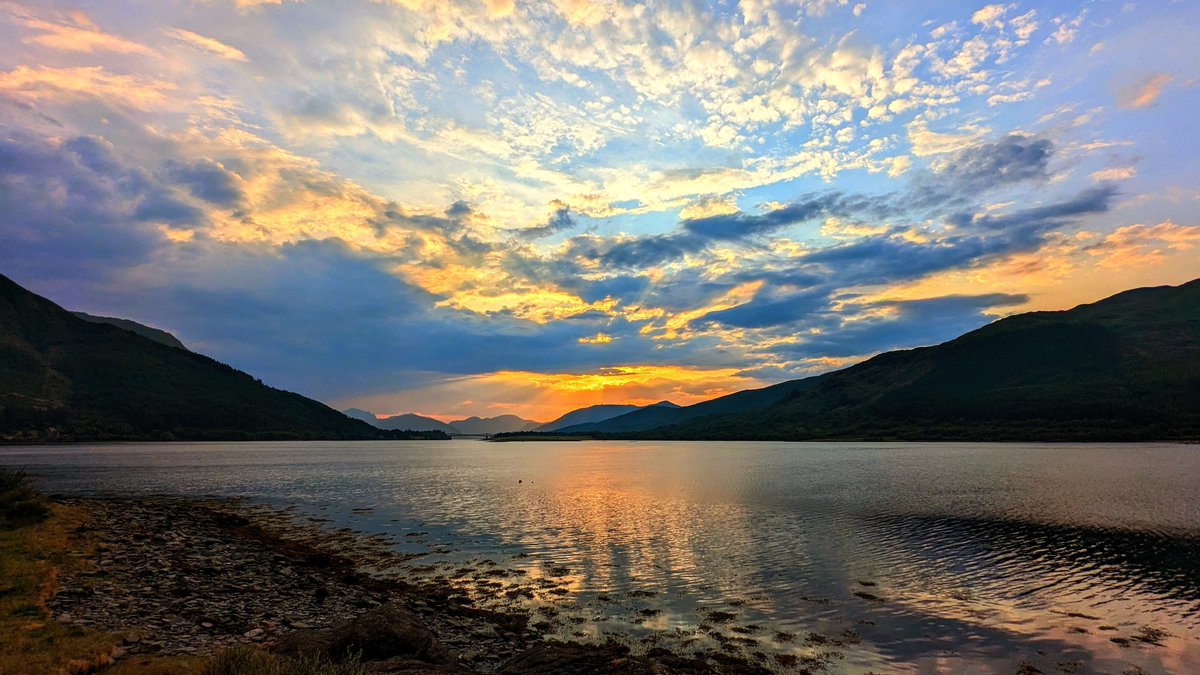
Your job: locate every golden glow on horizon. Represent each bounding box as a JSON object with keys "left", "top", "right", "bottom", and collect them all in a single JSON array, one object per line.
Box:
[{"left": 346, "top": 364, "right": 766, "bottom": 423}]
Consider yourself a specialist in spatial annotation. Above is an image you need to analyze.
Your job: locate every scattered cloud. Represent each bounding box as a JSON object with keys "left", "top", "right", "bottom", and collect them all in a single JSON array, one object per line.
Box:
[
  {"left": 1118, "top": 73, "right": 1174, "bottom": 109},
  {"left": 167, "top": 28, "right": 249, "bottom": 62}
]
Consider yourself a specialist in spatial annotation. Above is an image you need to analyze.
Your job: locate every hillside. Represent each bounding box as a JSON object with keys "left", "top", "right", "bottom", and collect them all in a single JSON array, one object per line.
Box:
[
  {"left": 0, "top": 275, "right": 444, "bottom": 442},
  {"left": 72, "top": 312, "right": 188, "bottom": 351},
  {"left": 558, "top": 387, "right": 810, "bottom": 434},
  {"left": 592, "top": 279, "right": 1200, "bottom": 441}
]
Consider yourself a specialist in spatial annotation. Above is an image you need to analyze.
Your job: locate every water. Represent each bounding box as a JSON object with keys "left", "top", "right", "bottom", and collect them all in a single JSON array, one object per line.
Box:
[{"left": 3, "top": 440, "right": 1199, "bottom": 673}]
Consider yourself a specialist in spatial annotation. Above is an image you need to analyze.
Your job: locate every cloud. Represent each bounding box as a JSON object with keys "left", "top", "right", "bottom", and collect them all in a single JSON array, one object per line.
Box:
[
  {"left": 932, "top": 133, "right": 1052, "bottom": 192},
  {"left": 1089, "top": 166, "right": 1136, "bottom": 182},
  {"left": 163, "top": 159, "right": 245, "bottom": 206},
  {"left": 681, "top": 193, "right": 846, "bottom": 241},
  {"left": 1090, "top": 221, "right": 1200, "bottom": 268},
  {"left": 516, "top": 206, "right": 576, "bottom": 240},
  {"left": 907, "top": 121, "right": 987, "bottom": 157},
  {"left": 783, "top": 292, "right": 1028, "bottom": 358},
  {"left": 0, "top": 65, "right": 176, "bottom": 110},
  {"left": 15, "top": 13, "right": 154, "bottom": 56},
  {"left": 0, "top": 129, "right": 176, "bottom": 284},
  {"left": 970, "top": 4, "right": 1010, "bottom": 30},
  {"left": 1118, "top": 73, "right": 1174, "bottom": 109},
  {"left": 167, "top": 28, "right": 249, "bottom": 62}
]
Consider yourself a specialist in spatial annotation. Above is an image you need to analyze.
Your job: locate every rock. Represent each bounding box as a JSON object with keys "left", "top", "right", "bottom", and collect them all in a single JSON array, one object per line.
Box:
[
  {"left": 277, "top": 603, "right": 451, "bottom": 664},
  {"left": 364, "top": 657, "right": 472, "bottom": 673}
]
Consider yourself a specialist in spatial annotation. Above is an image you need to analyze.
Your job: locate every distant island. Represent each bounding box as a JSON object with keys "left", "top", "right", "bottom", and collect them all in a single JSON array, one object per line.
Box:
[
  {"left": 0, "top": 275, "right": 447, "bottom": 443},
  {"left": 548, "top": 279, "right": 1200, "bottom": 442}
]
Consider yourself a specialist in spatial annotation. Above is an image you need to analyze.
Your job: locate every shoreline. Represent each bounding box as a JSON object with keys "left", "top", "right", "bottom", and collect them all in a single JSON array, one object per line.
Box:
[{"left": 31, "top": 494, "right": 784, "bottom": 674}]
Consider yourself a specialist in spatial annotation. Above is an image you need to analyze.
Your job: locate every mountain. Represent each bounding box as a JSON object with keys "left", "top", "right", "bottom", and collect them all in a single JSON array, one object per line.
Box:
[
  {"left": 71, "top": 312, "right": 188, "bottom": 351},
  {"left": 586, "top": 279, "right": 1200, "bottom": 441},
  {"left": 558, "top": 386, "right": 813, "bottom": 434},
  {"left": 343, "top": 410, "right": 541, "bottom": 435},
  {"left": 375, "top": 413, "right": 460, "bottom": 435},
  {"left": 540, "top": 401, "right": 678, "bottom": 432},
  {"left": 340, "top": 409, "right": 472, "bottom": 434},
  {"left": 0, "top": 274, "right": 444, "bottom": 442},
  {"left": 342, "top": 408, "right": 380, "bottom": 424},
  {"left": 448, "top": 415, "right": 540, "bottom": 435}
]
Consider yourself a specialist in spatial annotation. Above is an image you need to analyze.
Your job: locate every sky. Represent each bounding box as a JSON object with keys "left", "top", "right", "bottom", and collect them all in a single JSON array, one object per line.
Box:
[{"left": 1, "top": 0, "right": 1197, "bottom": 422}]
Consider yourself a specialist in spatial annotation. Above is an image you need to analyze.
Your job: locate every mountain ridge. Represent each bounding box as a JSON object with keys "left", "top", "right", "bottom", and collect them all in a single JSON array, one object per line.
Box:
[{"left": 342, "top": 410, "right": 541, "bottom": 434}]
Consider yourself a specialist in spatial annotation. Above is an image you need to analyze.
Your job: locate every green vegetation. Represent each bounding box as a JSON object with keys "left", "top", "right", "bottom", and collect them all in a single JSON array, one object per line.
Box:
[
  {"left": 601, "top": 279, "right": 1200, "bottom": 441},
  {"left": 0, "top": 274, "right": 447, "bottom": 442}
]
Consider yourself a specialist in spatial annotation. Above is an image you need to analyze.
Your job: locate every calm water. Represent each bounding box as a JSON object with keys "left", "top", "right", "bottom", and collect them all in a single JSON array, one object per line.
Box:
[{"left": 3, "top": 440, "right": 1199, "bottom": 673}]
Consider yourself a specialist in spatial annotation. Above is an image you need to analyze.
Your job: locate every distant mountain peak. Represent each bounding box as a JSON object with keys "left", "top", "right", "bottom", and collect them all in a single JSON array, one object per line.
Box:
[{"left": 448, "top": 414, "right": 541, "bottom": 434}]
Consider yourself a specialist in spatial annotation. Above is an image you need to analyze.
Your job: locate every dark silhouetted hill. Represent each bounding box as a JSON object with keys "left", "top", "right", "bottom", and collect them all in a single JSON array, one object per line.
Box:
[
  {"left": 0, "top": 274, "right": 444, "bottom": 442},
  {"left": 585, "top": 279, "right": 1200, "bottom": 441},
  {"left": 537, "top": 401, "right": 677, "bottom": 431}
]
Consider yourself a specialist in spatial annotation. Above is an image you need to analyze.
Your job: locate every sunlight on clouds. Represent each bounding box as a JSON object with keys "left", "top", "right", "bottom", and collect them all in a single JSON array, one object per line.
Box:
[
  {"left": 1, "top": 0, "right": 1197, "bottom": 418},
  {"left": 654, "top": 282, "right": 764, "bottom": 341},
  {"left": 577, "top": 333, "right": 613, "bottom": 345},
  {"left": 15, "top": 12, "right": 154, "bottom": 56},
  {"left": 1092, "top": 222, "right": 1200, "bottom": 269},
  {"left": 907, "top": 120, "right": 986, "bottom": 156},
  {"left": 0, "top": 65, "right": 175, "bottom": 110},
  {"left": 1089, "top": 166, "right": 1136, "bottom": 182},
  {"left": 166, "top": 29, "right": 249, "bottom": 62},
  {"left": 433, "top": 286, "right": 617, "bottom": 324},
  {"left": 1118, "top": 73, "right": 1174, "bottom": 110}
]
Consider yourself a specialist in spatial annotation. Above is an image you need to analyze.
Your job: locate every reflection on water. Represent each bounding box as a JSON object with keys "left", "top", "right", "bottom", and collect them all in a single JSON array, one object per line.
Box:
[{"left": 3, "top": 440, "right": 1199, "bottom": 673}]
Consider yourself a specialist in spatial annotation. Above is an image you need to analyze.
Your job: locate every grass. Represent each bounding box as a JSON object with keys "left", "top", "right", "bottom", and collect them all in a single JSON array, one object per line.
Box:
[
  {"left": 200, "top": 648, "right": 364, "bottom": 675},
  {"left": 0, "top": 468, "right": 122, "bottom": 675}
]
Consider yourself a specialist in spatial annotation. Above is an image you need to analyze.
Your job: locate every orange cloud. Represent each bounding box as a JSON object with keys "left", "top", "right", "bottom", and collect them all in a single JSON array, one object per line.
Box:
[
  {"left": 167, "top": 28, "right": 249, "bottom": 62},
  {"left": 1118, "top": 73, "right": 1173, "bottom": 109},
  {"left": 1092, "top": 221, "right": 1200, "bottom": 268},
  {"left": 19, "top": 16, "right": 154, "bottom": 56},
  {"left": 0, "top": 65, "right": 175, "bottom": 110}
]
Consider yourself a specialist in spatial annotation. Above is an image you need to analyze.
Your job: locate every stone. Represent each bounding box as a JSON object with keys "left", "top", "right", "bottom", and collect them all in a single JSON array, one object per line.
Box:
[{"left": 277, "top": 603, "right": 451, "bottom": 664}]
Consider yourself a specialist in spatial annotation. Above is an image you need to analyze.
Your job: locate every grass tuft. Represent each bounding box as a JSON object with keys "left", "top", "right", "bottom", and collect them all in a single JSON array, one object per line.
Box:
[
  {"left": 202, "top": 647, "right": 365, "bottom": 675},
  {"left": 0, "top": 468, "right": 49, "bottom": 530}
]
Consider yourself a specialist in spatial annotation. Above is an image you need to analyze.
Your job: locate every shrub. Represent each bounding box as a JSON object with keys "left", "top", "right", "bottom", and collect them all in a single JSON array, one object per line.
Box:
[{"left": 0, "top": 468, "right": 49, "bottom": 530}]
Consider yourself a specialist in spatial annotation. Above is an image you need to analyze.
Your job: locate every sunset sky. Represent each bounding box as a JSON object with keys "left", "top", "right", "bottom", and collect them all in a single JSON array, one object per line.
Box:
[{"left": 1, "top": 0, "right": 1197, "bottom": 421}]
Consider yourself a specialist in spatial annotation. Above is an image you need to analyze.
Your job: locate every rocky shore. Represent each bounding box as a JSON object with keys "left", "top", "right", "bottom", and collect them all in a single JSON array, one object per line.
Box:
[{"left": 45, "top": 497, "right": 778, "bottom": 674}]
